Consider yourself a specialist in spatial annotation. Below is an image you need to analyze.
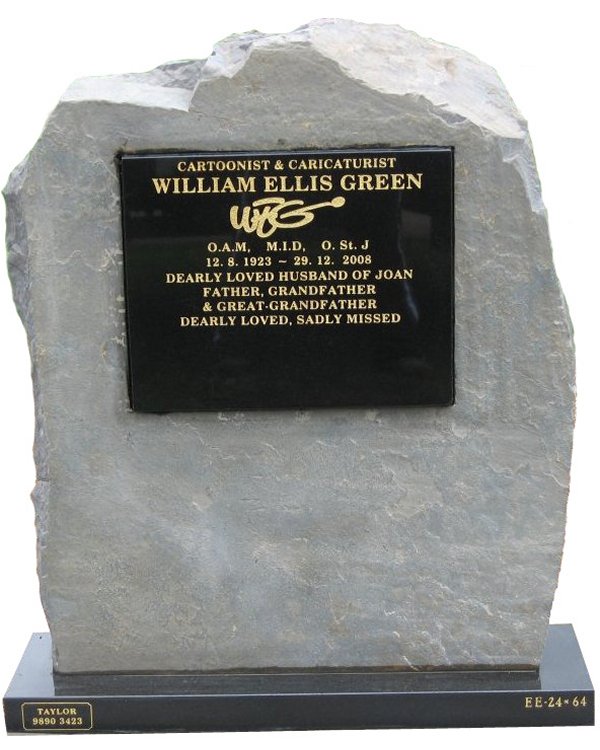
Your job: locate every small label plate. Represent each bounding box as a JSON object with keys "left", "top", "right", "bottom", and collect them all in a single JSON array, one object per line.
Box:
[{"left": 21, "top": 702, "right": 93, "bottom": 731}]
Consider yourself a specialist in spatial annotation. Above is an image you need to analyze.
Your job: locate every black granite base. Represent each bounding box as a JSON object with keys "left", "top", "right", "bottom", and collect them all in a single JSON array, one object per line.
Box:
[{"left": 3, "top": 625, "right": 594, "bottom": 733}]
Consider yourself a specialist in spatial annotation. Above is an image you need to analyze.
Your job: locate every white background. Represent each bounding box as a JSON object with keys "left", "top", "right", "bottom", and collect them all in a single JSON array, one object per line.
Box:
[{"left": 0, "top": 0, "right": 597, "bottom": 746}]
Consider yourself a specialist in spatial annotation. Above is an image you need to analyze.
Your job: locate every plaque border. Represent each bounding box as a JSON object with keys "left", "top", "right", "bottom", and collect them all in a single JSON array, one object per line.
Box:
[{"left": 119, "top": 146, "right": 455, "bottom": 412}]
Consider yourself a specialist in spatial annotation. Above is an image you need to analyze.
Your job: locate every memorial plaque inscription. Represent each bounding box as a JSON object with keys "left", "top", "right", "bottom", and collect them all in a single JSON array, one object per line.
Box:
[{"left": 120, "top": 147, "right": 454, "bottom": 411}]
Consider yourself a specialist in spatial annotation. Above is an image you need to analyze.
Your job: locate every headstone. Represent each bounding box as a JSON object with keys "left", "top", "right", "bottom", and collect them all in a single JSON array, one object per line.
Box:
[{"left": 3, "top": 19, "right": 593, "bottom": 732}]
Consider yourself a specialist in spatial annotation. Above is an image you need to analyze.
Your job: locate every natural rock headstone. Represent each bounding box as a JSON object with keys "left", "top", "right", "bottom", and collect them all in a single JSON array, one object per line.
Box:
[{"left": 5, "top": 19, "right": 574, "bottom": 673}]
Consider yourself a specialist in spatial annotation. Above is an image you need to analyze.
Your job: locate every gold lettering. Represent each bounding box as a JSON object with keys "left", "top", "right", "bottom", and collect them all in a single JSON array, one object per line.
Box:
[
  {"left": 203, "top": 286, "right": 261, "bottom": 298},
  {"left": 296, "top": 314, "right": 343, "bottom": 326},
  {"left": 358, "top": 174, "right": 373, "bottom": 190},
  {"left": 240, "top": 314, "right": 289, "bottom": 326},
  {"left": 152, "top": 177, "right": 172, "bottom": 194},
  {"left": 180, "top": 316, "right": 236, "bottom": 327},
  {"left": 175, "top": 159, "right": 270, "bottom": 173},
  {"left": 339, "top": 173, "right": 422, "bottom": 191},
  {"left": 267, "top": 284, "right": 375, "bottom": 297},
  {"left": 374, "top": 268, "right": 414, "bottom": 281},
  {"left": 262, "top": 175, "right": 332, "bottom": 193},
  {"left": 182, "top": 177, "right": 196, "bottom": 194},
  {"left": 165, "top": 272, "right": 221, "bottom": 283},
  {"left": 346, "top": 313, "right": 402, "bottom": 324},
  {"left": 230, "top": 196, "right": 345, "bottom": 238},
  {"left": 152, "top": 176, "right": 256, "bottom": 194}
]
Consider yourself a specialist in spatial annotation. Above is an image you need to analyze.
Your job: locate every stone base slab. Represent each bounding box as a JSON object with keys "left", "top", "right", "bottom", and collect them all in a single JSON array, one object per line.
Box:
[{"left": 3, "top": 625, "right": 594, "bottom": 733}]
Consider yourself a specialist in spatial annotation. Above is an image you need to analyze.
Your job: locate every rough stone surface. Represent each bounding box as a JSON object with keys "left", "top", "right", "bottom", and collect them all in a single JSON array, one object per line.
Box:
[{"left": 5, "top": 19, "right": 575, "bottom": 672}]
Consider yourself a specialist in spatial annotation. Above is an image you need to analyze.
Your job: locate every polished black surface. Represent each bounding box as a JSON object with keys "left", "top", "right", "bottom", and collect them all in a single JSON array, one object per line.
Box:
[
  {"left": 3, "top": 626, "right": 594, "bottom": 732},
  {"left": 120, "top": 148, "right": 454, "bottom": 412}
]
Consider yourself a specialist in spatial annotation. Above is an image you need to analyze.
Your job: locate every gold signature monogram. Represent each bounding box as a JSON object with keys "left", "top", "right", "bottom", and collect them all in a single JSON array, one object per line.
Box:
[{"left": 230, "top": 196, "right": 346, "bottom": 238}]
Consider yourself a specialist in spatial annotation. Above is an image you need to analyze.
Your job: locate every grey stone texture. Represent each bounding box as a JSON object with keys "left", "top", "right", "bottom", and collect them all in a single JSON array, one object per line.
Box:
[{"left": 5, "top": 20, "right": 575, "bottom": 672}]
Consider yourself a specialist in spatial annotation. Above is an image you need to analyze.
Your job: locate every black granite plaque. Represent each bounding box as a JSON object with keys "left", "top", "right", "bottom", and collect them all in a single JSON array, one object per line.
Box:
[{"left": 120, "top": 148, "right": 454, "bottom": 412}]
